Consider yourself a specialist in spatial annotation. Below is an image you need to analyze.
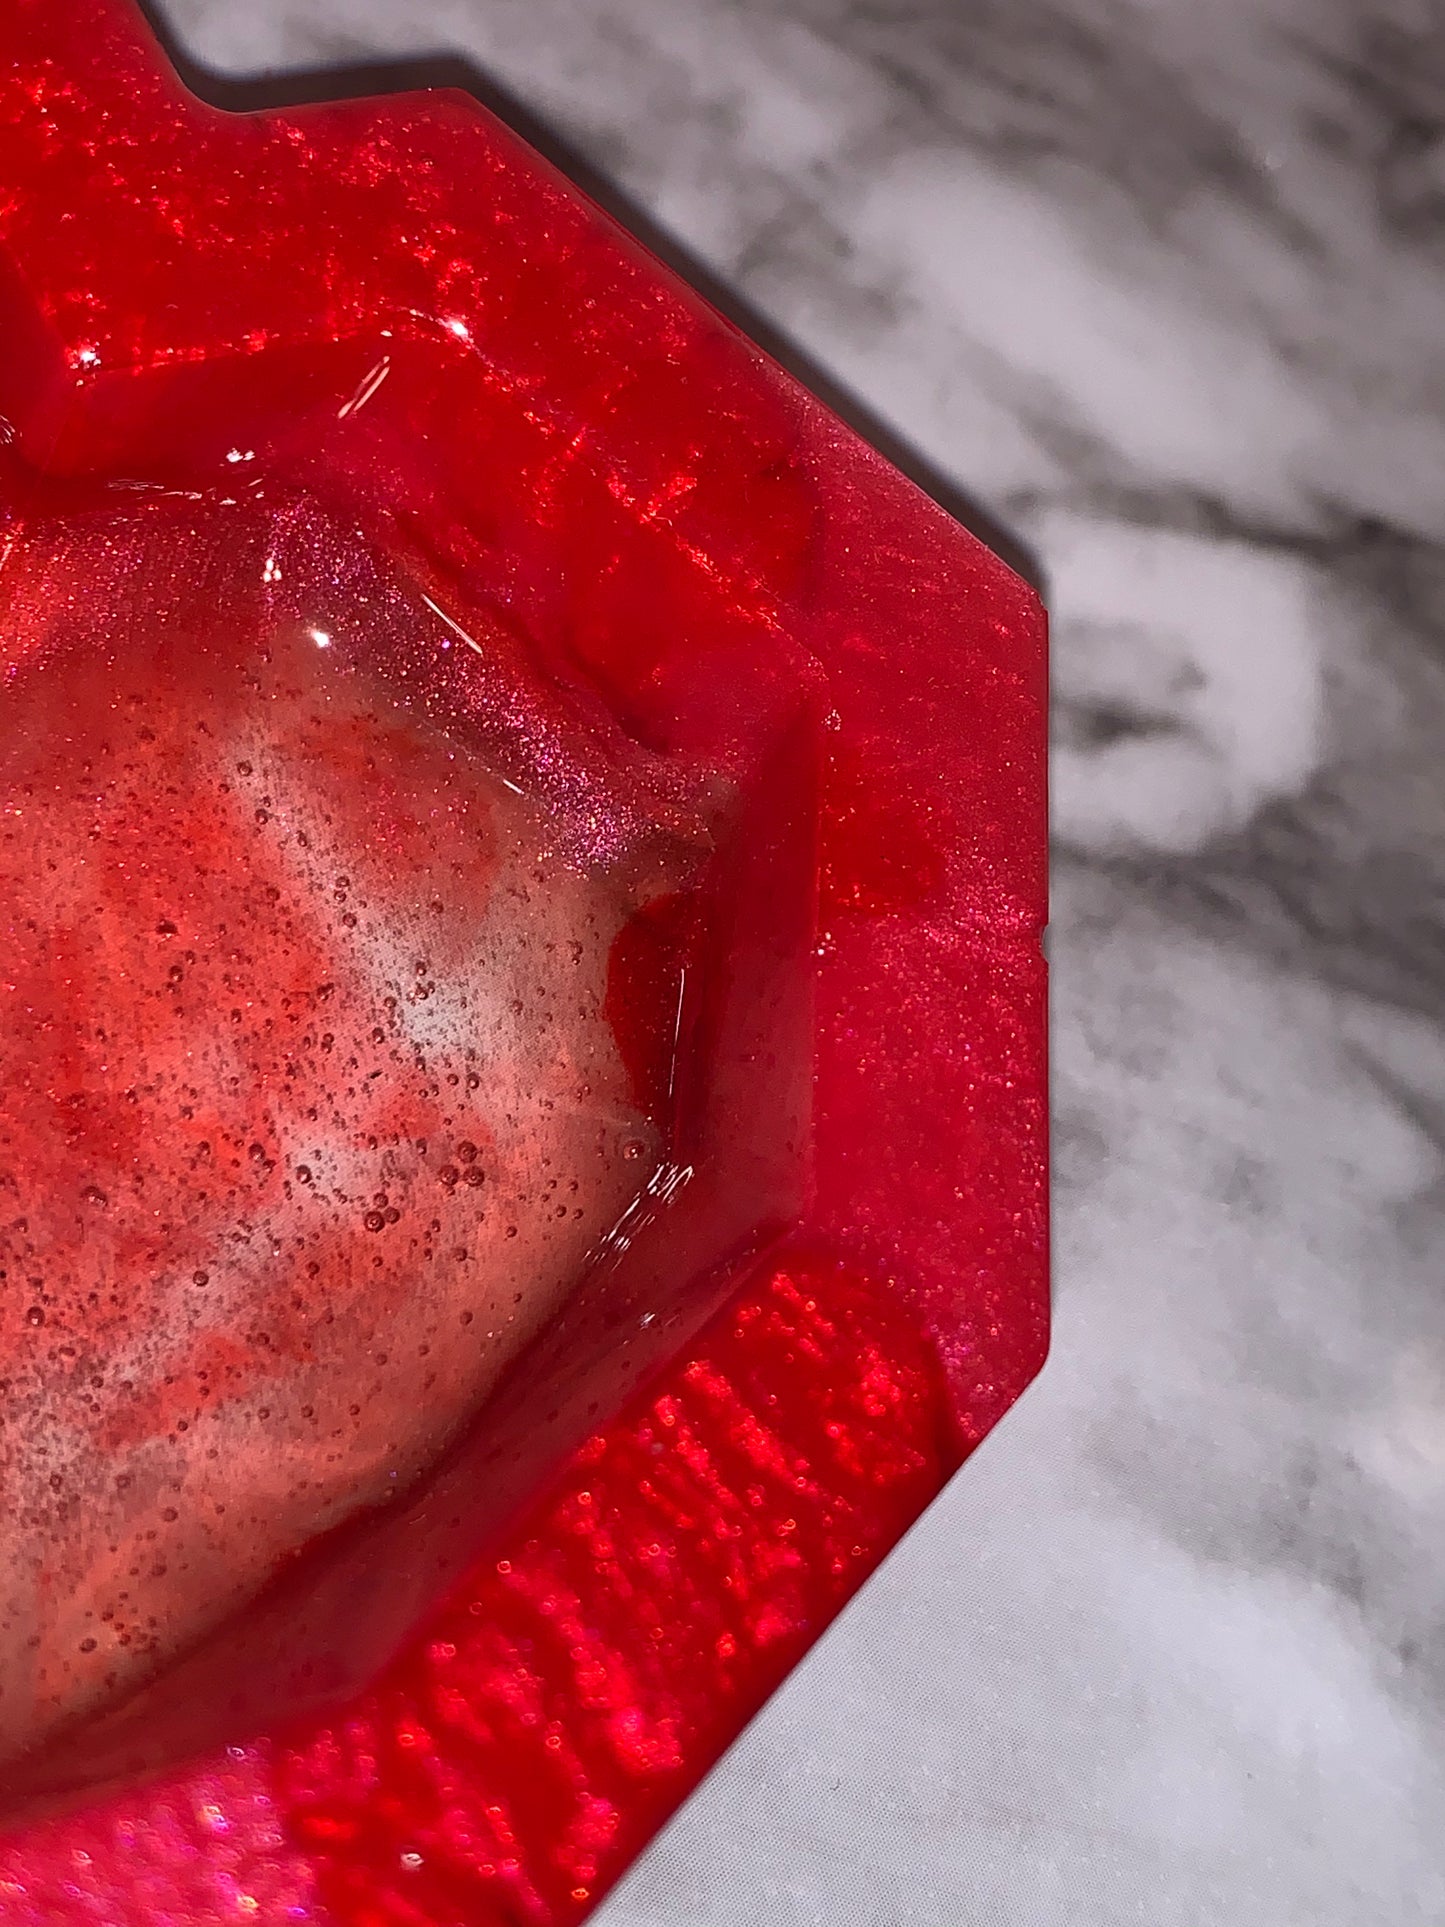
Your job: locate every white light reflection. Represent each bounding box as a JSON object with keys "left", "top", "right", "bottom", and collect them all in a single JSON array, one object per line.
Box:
[
  {"left": 337, "top": 356, "right": 391, "bottom": 421},
  {"left": 419, "top": 592, "right": 486, "bottom": 657}
]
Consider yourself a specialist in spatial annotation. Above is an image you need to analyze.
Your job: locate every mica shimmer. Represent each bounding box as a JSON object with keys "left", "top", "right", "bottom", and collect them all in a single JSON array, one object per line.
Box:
[{"left": 0, "top": 0, "right": 1047, "bottom": 1919}]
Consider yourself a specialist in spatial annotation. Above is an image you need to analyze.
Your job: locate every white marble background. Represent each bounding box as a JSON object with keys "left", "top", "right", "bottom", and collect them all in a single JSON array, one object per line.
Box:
[{"left": 152, "top": 2, "right": 1445, "bottom": 1920}]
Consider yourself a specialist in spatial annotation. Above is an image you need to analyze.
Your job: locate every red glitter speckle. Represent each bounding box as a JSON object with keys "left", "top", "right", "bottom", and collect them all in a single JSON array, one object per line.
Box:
[
  {"left": 261, "top": 1265, "right": 947, "bottom": 1927},
  {"left": 818, "top": 742, "right": 947, "bottom": 918},
  {"left": 0, "top": 0, "right": 1045, "bottom": 1916},
  {"left": 0, "top": 488, "right": 689, "bottom": 1762}
]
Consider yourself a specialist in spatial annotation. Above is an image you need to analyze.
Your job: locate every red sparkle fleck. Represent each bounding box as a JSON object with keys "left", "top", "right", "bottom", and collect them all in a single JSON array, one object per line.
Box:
[{"left": 0, "top": 1, "right": 1045, "bottom": 1919}]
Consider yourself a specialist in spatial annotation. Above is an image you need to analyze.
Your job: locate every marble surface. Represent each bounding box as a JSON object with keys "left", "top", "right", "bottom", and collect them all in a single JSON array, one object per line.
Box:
[{"left": 151, "top": 1, "right": 1445, "bottom": 1919}]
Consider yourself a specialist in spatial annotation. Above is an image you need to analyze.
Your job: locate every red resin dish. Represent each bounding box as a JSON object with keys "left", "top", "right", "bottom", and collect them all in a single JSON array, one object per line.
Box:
[{"left": 0, "top": 2, "right": 1047, "bottom": 1921}]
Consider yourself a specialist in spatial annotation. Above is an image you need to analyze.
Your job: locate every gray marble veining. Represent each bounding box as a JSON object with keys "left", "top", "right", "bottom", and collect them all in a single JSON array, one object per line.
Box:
[{"left": 151, "top": 1, "right": 1445, "bottom": 1919}]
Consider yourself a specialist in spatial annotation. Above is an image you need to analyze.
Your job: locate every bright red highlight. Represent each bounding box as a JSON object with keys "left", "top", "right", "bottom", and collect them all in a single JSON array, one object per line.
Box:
[{"left": 0, "top": 1, "right": 1046, "bottom": 1919}]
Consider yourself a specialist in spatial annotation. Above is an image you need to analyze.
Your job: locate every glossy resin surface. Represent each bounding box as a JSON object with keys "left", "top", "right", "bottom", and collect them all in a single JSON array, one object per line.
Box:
[{"left": 0, "top": 3, "right": 1046, "bottom": 1919}]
